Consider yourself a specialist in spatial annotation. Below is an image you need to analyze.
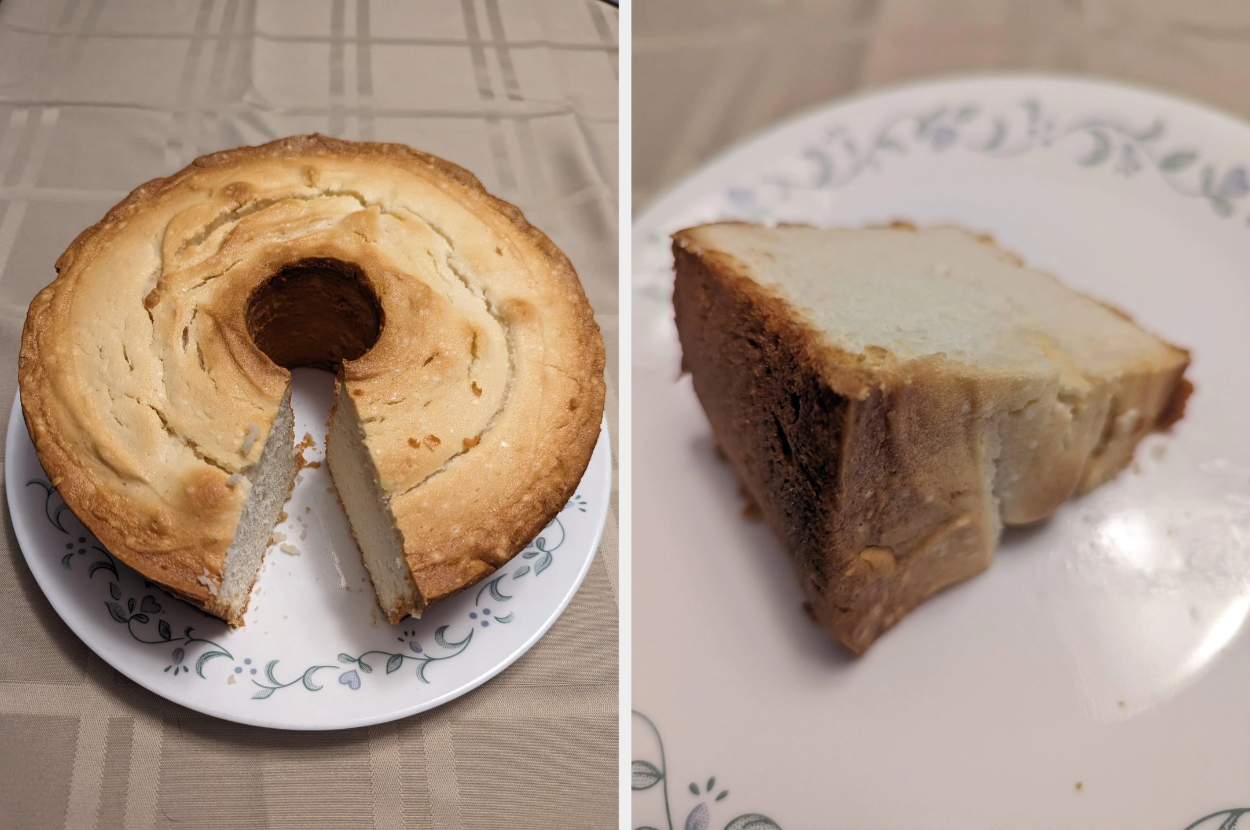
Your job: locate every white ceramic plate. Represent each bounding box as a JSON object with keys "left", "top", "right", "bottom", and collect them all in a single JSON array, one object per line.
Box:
[
  {"left": 632, "top": 75, "right": 1250, "bottom": 830},
  {"left": 8, "top": 369, "right": 610, "bottom": 730}
]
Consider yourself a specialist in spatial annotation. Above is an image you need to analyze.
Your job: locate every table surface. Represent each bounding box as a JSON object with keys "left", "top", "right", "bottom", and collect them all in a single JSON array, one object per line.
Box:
[
  {"left": 0, "top": 1, "right": 618, "bottom": 828},
  {"left": 635, "top": 0, "right": 1250, "bottom": 211}
]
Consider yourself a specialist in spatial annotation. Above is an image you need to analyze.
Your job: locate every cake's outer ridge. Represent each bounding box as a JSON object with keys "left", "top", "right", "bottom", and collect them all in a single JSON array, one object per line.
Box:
[
  {"left": 672, "top": 223, "right": 1189, "bottom": 654},
  {"left": 19, "top": 135, "right": 605, "bottom": 624}
]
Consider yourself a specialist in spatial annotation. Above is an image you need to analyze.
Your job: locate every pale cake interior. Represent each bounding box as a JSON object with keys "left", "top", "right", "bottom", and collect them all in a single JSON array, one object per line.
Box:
[
  {"left": 219, "top": 387, "right": 295, "bottom": 619},
  {"left": 220, "top": 381, "right": 421, "bottom": 624},
  {"left": 326, "top": 379, "right": 420, "bottom": 619},
  {"left": 695, "top": 224, "right": 1180, "bottom": 377}
]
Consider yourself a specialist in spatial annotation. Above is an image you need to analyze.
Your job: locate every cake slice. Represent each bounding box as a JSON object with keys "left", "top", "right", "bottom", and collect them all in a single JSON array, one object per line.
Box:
[{"left": 672, "top": 223, "right": 1191, "bottom": 655}]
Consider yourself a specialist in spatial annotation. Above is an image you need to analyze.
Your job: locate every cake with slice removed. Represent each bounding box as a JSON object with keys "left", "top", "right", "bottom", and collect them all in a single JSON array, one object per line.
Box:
[
  {"left": 19, "top": 135, "right": 605, "bottom": 627},
  {"left": 672, "top": 222, "right": 1191, "bottom": 655}
]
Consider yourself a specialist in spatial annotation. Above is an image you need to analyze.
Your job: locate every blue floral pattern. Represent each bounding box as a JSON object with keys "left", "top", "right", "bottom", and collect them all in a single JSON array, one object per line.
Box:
[
  {"left": 729, "top": 99, "right": 1250, "bottom": 224},
  {"left": 26, "top": 476, "right": 580, "bottom": 700},
  {"left": 638, "top": 98, "right": 1250, "bottom": 314},
  {"left": 632, "top": 703, "right": 1241, "bottom": 830},
  {"left": 632, "top": 711, "right": 781, "bottom": 830}
]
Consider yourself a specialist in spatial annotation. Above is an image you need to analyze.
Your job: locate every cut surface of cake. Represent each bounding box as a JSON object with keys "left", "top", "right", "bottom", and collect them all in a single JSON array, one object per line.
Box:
[{"left": 672, "top": 222, "right": 1191, "bottom": 655}]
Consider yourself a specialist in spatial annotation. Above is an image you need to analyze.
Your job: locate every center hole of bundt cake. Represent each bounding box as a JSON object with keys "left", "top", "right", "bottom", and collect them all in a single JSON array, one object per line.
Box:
[{"left": 246, "top": 258, "right": 383, "bottom": 370}]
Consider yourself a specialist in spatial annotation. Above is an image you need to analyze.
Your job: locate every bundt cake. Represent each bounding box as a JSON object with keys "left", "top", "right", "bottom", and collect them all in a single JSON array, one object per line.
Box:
[{"left": 19, "top": 135, "right": 605, "bottom": 626}]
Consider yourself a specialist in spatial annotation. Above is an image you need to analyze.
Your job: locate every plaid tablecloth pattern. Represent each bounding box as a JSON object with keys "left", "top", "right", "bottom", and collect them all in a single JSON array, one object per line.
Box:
[
  {"left": 635, "top": 0, "right": 1250, "bottom": 210},
  {"left": 0, "top": 1, "right": 618, "bottom": 828}
]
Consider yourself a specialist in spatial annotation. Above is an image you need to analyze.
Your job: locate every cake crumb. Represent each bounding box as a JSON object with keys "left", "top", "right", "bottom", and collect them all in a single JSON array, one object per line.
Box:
[
  {"left": 280, "top": 543, "right": 300, "bottom": 556},
  {"left": 277, "top": 511, "right": 288, "bottom": 523},
  {"left": 1075, "top": 782, "right": 1083, "bottom": 792},
  {"left": 226, "top": 473, "right": 243, "bottom": 487},
  {"left": 196, "top": 569, "right": 219, "bottom": 596},
  {"left": 242, "top": 422, "right": 260, "bottom": 455},
  {"left": 305, "top": 506, "right": 311, "bottom": 513},
  {"left": 1118, "top": 700, "right": 1125, "bottom": 708},
  {"left": 326, "top": 487, "right": 335, "bottom": 493},
  {"left": 227, "top": 674, "right": 236, "bottom": 685},
  {"left": 463, "top": 435, "right": 481, "bottom": 450},
  {"left": 300, "top": 524, "right": 308, "bottom": 540},
  {"left": 295, "top": 436, "right": 323, "bottom": 470},
  {"left": 271, "top": 531, "right": 287, "bottom": 544}
]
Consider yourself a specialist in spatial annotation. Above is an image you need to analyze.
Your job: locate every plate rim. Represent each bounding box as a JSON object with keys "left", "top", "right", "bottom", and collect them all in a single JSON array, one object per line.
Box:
[
  {"left": 633, "top": 70, "right": 1250, "bottom": 241},
  {"left": 5, "top": 389, "right": 612, "bottom": 731}
]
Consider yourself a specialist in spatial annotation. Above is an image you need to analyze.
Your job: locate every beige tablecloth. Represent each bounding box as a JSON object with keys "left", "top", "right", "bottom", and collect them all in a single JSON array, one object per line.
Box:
[
  {"left": 0, "top": 1, "right": 618, "bottom": 828},
  {"left": 635, "top": 0, "right": 1250, "bottom": 210}
]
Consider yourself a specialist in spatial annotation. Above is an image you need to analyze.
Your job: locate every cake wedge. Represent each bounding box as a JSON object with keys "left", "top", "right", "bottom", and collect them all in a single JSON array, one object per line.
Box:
[{"left": 672, "top": 223, "right": 1191, "bottom": 655}]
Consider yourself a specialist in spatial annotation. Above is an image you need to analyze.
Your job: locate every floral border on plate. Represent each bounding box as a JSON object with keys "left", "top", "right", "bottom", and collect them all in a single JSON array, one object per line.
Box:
[
  {"left": 636, "top": 95, "right": 1250, "bottom": 309},
  {"left": 629, "top": 714, "right": 1246, "bottom": 830},
  {"left": 632, "top": 711, "right": 782, "bottom": 830},
  {"left": 26, "top": 476, "right": 587, "bottom": 700}
]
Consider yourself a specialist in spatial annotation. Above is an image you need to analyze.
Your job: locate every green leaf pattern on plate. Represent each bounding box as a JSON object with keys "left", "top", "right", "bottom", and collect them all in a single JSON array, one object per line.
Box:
[
  {"left": 632, "top": 711, "right": 781, "bottom": 830},
  {"left": 26, "top": 476, "right": 584, "bottom": 698},
  {"left": 632, "top": 708, "right": 1236, "bottom": 828},
  {"left": 1185, "top": 809, "right": 1250, "bottom": 830},
  {"left": 724, "top": 99, "right": 1250, "bottom": 226}
]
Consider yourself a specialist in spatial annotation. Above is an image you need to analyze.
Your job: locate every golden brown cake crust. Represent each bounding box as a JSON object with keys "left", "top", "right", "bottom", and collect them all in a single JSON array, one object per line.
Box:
[
  {"left": 20, "top": 135, "right": 605, "bottom": 624},
  {"left": 672, "top": 223, "right": 1189, "bottom": 655}
]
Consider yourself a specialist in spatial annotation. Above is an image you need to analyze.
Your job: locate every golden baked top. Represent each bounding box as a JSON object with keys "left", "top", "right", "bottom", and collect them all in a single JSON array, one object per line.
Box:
[{"left": 19, "top": 135, "right": 605, "bottom": 614}]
